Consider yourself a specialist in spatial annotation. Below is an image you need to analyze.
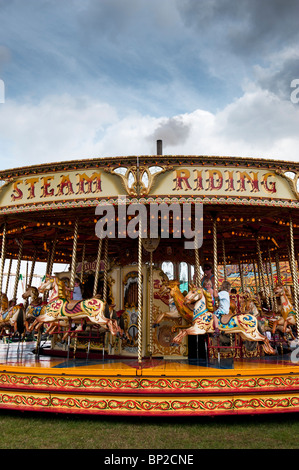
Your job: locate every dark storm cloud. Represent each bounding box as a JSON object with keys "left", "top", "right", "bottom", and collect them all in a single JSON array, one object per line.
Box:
[
  {"left": 177, "top": 0, "right": 299, "bottom": 56},
  {"left": 255, "top": 54, "right": 299, "bottom": 101}
]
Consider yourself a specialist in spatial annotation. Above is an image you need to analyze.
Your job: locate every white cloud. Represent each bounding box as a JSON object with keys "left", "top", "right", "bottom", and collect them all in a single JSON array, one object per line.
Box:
[{"left": 1, "top": 85, "right": 299, "bottom": 172}]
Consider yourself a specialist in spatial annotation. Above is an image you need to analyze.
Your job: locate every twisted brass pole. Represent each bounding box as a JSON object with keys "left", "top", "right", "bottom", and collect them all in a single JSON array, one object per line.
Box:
[
  {"left": 149, "top": 251, "right": 153, "bottom": 357},
  {"left": 289, "top": 216, "right": 299, "bottom": 337},
  {"left": 48, "top": 232, "right": 58, "bottom": 277},
  {"left": 212, "top": 218, "right": 218, "bottom": 291},
  {"left": 5, "top": 258, "right": 12, "bottom": 295},
  {"left": 256, "top": 237, "right": 270, "bottom": 310},
  {"left": 13, "top": 235, "right": 24, "bottom": 303},
  {"left": 93, "top": 238, "right": 103, "bottom": 297},
  {"left": 268, "top": 247, "right": 277, "bottom": 313},
  {"left": 103, "top": 237, "right": 108, "bottom": 302},
  {"left": 80, "top": 243, "right": 86, "bottom": 284},
  {"left": 275, "top": 251, "right": 282, "bottom": 285},
  {"left": 138, "top": 222, "right": 143, "bottom": 364},
  {"left": 0, "top": 222, "right": 7, "bottom": 295},
  {"left": 222, "top": 239, "right": 227, "bottom": 281},
  {"left": 70, "top": 219, "right": 79, "bottom": 291}
]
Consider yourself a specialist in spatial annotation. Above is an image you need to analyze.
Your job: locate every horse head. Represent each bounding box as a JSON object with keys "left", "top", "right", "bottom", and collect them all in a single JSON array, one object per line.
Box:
[
  {"left": 274, "top": 282, "right": 289, "bottom": 298},
  {"left": 38, "top": 275, "right": 55, "bottom": 293},
  {"left": 23, "top": 285, "right": 39, "bottom": 299},
  {"left": 184, "top": 286, "right": 202, "bottom": 305}
]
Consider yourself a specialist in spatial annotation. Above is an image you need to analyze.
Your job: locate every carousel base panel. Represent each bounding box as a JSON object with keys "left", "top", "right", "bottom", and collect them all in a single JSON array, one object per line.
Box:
[{"left": 0, "top": 341, "right": 299, "bottom": 416}]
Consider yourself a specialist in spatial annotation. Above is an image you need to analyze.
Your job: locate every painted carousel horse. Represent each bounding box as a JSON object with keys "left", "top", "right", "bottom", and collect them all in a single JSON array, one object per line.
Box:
[
  {"left": 22, "top": 285, "right": 51, "bottom": 331},
  {"left": 0, "top": 293, "right": 25, "bottom": 337},
  {"left": 239, "top": 290, "right": 260, "bottom": 317},
  {"left": 30, "top": 275, "right": 125, "bottom": 338},
  {"left": 270, "top": 283, "right": 297, "bottom": 338},
  {"left": 152, "top": 280, "right": 194, "bottom": 327},
  {"left": 171, "top": 286, "right": 276, "bottom": 355}
]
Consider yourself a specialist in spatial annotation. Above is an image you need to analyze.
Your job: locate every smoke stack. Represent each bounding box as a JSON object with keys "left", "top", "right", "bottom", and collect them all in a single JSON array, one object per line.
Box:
[{"left": 157, "top": 140, "right": 163, "bottom": 156}]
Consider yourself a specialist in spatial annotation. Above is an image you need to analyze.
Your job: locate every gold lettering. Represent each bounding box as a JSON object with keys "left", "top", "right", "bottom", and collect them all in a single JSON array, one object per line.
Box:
[
  {"left": 224, "top": 170, "right": 235, "bottom": 191},
  {"left": 236, "top": 171, "right": 259, "bottom": 192},
  {"left": 194, "top": 170, "right": 204, "bottom": 190},
  {"left": 11, "top": 180, "right": 23, "bottom": 201},
  {"left": 56, "top": 174, "right": 74, "bottom": 197},
  {"left": 261, "top": 172, "right": 277, "bottom": 194},
  {"left": 25, "top": 177, "right": 39, "bottom": 199},
  {"left": 41, "top": 176, "right": 54, "bottom": 198},
  {"left": 206, "top": 169, "right": 223, "bottom": 191},
  {"left": 77, "top": 172, "right": 102, "bottom": 194},
  {"left": 173, "top": 169, "right": 192, "bottom": 190}
]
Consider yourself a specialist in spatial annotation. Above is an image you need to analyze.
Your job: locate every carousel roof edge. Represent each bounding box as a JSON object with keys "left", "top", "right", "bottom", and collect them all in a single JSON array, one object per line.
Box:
[{"left": 0, "top": 154, "right": 298, "bottom": 179}]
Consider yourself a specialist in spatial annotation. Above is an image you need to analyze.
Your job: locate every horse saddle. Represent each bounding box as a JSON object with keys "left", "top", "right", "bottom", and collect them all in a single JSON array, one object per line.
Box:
[
  {"left": 65, "top": 299, "right": 83, "bottom": 312},
  {"left": 220, "top": 313, "right": 238, "bottom": 325}
]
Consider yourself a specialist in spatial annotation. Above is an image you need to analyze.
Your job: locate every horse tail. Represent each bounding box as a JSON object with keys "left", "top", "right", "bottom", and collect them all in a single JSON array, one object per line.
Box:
[
  {"left": 16, "top": 308, "right": 25, "bottom": 335},
  {"left": 104, "top": 302, "right": 110, "bottom": 319}
]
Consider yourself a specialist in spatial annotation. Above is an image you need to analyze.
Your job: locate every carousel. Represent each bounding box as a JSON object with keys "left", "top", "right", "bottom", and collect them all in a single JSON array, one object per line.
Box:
[{"left": 0, "top": 142, "right": 299, "bottom": 416}]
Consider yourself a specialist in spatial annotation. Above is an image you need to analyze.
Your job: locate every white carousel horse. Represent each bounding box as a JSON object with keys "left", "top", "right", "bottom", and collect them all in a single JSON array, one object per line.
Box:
[
  {"left": 171, "top": 286, "right": 276, "bottom": 355},
  {"left": 29, "top": 275, "right": 125, "bottom": 338},
  {"left": 152, "top": 280, "right": 194, "bottom": 327},
  {"left": 271, "top": 283, "right": 297, "bottom": 337}
]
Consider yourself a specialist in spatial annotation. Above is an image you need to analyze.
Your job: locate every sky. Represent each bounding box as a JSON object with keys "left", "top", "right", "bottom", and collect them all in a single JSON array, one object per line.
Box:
[{"left": 0, "top": 0, "right": 299, "bottom": 171}]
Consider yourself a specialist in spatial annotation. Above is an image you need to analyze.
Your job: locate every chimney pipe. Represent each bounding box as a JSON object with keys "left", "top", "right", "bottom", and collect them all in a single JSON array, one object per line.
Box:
[{"left": 157, "top": 140, "right": 162, "bottom": 156}]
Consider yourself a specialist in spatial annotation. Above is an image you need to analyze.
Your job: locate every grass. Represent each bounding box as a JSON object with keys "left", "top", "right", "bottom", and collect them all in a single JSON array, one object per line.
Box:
[{"left": 0, "top": 410, "right": 299, "bottom": 449}]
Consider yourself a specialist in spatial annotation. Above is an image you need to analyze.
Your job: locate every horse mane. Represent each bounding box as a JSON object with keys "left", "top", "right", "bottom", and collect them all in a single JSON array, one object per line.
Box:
[
  {"left": 55, "top": 276, "right": 68, "bottom": 299},
  {"left": 202, "top": 289, "right": 214, "bottom": 312},
  {"left": 0, "top": 293, "right": 8, "bottom": 310}
]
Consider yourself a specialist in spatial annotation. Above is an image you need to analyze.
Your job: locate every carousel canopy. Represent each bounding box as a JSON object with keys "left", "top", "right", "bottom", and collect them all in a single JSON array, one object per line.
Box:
[{"left": 0, "top": 154, "right": 298, "bottom": 267}]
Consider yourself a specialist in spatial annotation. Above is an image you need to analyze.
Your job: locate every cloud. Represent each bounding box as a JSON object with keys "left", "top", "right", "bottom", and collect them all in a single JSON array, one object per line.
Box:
[
  {"left": 146, "top": 116, "right": 191, "bottom": 147},
  {"left": 1, "top": 84, "right": 299, "bottom": 172},
  {"left": 0, "top": 94, "right": 118, "bottom": 168},
  {"left": 254, "top": 48, "right": 299, "bottom": 101}
]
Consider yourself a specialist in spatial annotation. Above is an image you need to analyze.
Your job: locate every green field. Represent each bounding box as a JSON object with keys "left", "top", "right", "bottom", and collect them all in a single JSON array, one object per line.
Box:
[{"left": 0, "top": 410, "right": 298, "bottom": 449}]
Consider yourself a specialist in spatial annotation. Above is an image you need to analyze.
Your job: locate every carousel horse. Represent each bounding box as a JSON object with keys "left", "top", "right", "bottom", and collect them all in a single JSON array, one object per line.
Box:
[
  {"left": 29, "top": 275, "right": 125, "bottom": 338},
  {"left": 22, "top": 285, "right": 46, "bottom": 331},
  {"left": 152, "top": 280, "right": 194, "bottom": 327},
  {"left": 239, "top": 290, "right": 260, "bottom": 317},
  {"left": 0, "top": 293, "right": 25, "bottom": 337},
  {"left": 171, "top": 286, "right": 276, "bottom": 355},
  {"left": 270, "top": 283, "right": 297, "bottom": 337}
]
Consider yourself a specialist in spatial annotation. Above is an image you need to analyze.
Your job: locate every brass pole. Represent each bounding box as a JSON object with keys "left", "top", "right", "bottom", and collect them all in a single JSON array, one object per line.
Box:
[
  {"left": 256, "top": 237, "right": 270, "bottom": 310},
  {"left": 13, "top": 236, "right": 24, "bottom": 303},
  {"left": 289, "top": 216, "right": 299, "bottom": 337},
  {"left": 103, "top": 237, "right": 108, "bottom": 302},
  {"left": 93, "top": 238, "right": 103, "bottom": 297},
  {"left": 80, "top": 243, "right": 86, "bottom": 284},
  {"left": 5, "top": 258, "right": 12, "bottom": 295},
  {"left": 0, "top": 222, "right": 7, "bottom": 295},
  {"left": 222, "top": 239, "right": 227, "bottom": 281},
  {"left": 48, "top": 232, "right": 58, "bottom": 277},
  {"left": 268, "top": 247, "right": 277, "bottom": 313},
  {"left": 138, "top": 222, "right": 143, "bottom": 364},
  {"left": 212, "top": 218, "right": 218, "bottom": 291},
  {"left": 149, "top": 251, "right": 153, "bottom": 357},
  {"left": 275, "top": 251, "right": 282, "bottom": 285},
  {"left": 70, "top": 219, "right": 79, "bottom": 291}
]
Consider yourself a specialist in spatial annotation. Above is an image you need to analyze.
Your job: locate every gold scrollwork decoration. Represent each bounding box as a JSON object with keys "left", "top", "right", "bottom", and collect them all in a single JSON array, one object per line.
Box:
[{"left": 106, "top": 164, "right": 172, "bottom": 197}]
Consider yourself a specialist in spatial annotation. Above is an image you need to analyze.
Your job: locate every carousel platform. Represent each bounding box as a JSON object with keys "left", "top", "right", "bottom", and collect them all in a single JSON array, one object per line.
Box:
[{"left": 0, "top": 341, "right": 299, "bottom": 417}]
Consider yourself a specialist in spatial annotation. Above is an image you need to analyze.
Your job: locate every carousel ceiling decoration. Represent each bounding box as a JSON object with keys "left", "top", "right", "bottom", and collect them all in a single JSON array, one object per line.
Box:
[{"left": 107, "top": 163, "right": 172, "bottom": 197}]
